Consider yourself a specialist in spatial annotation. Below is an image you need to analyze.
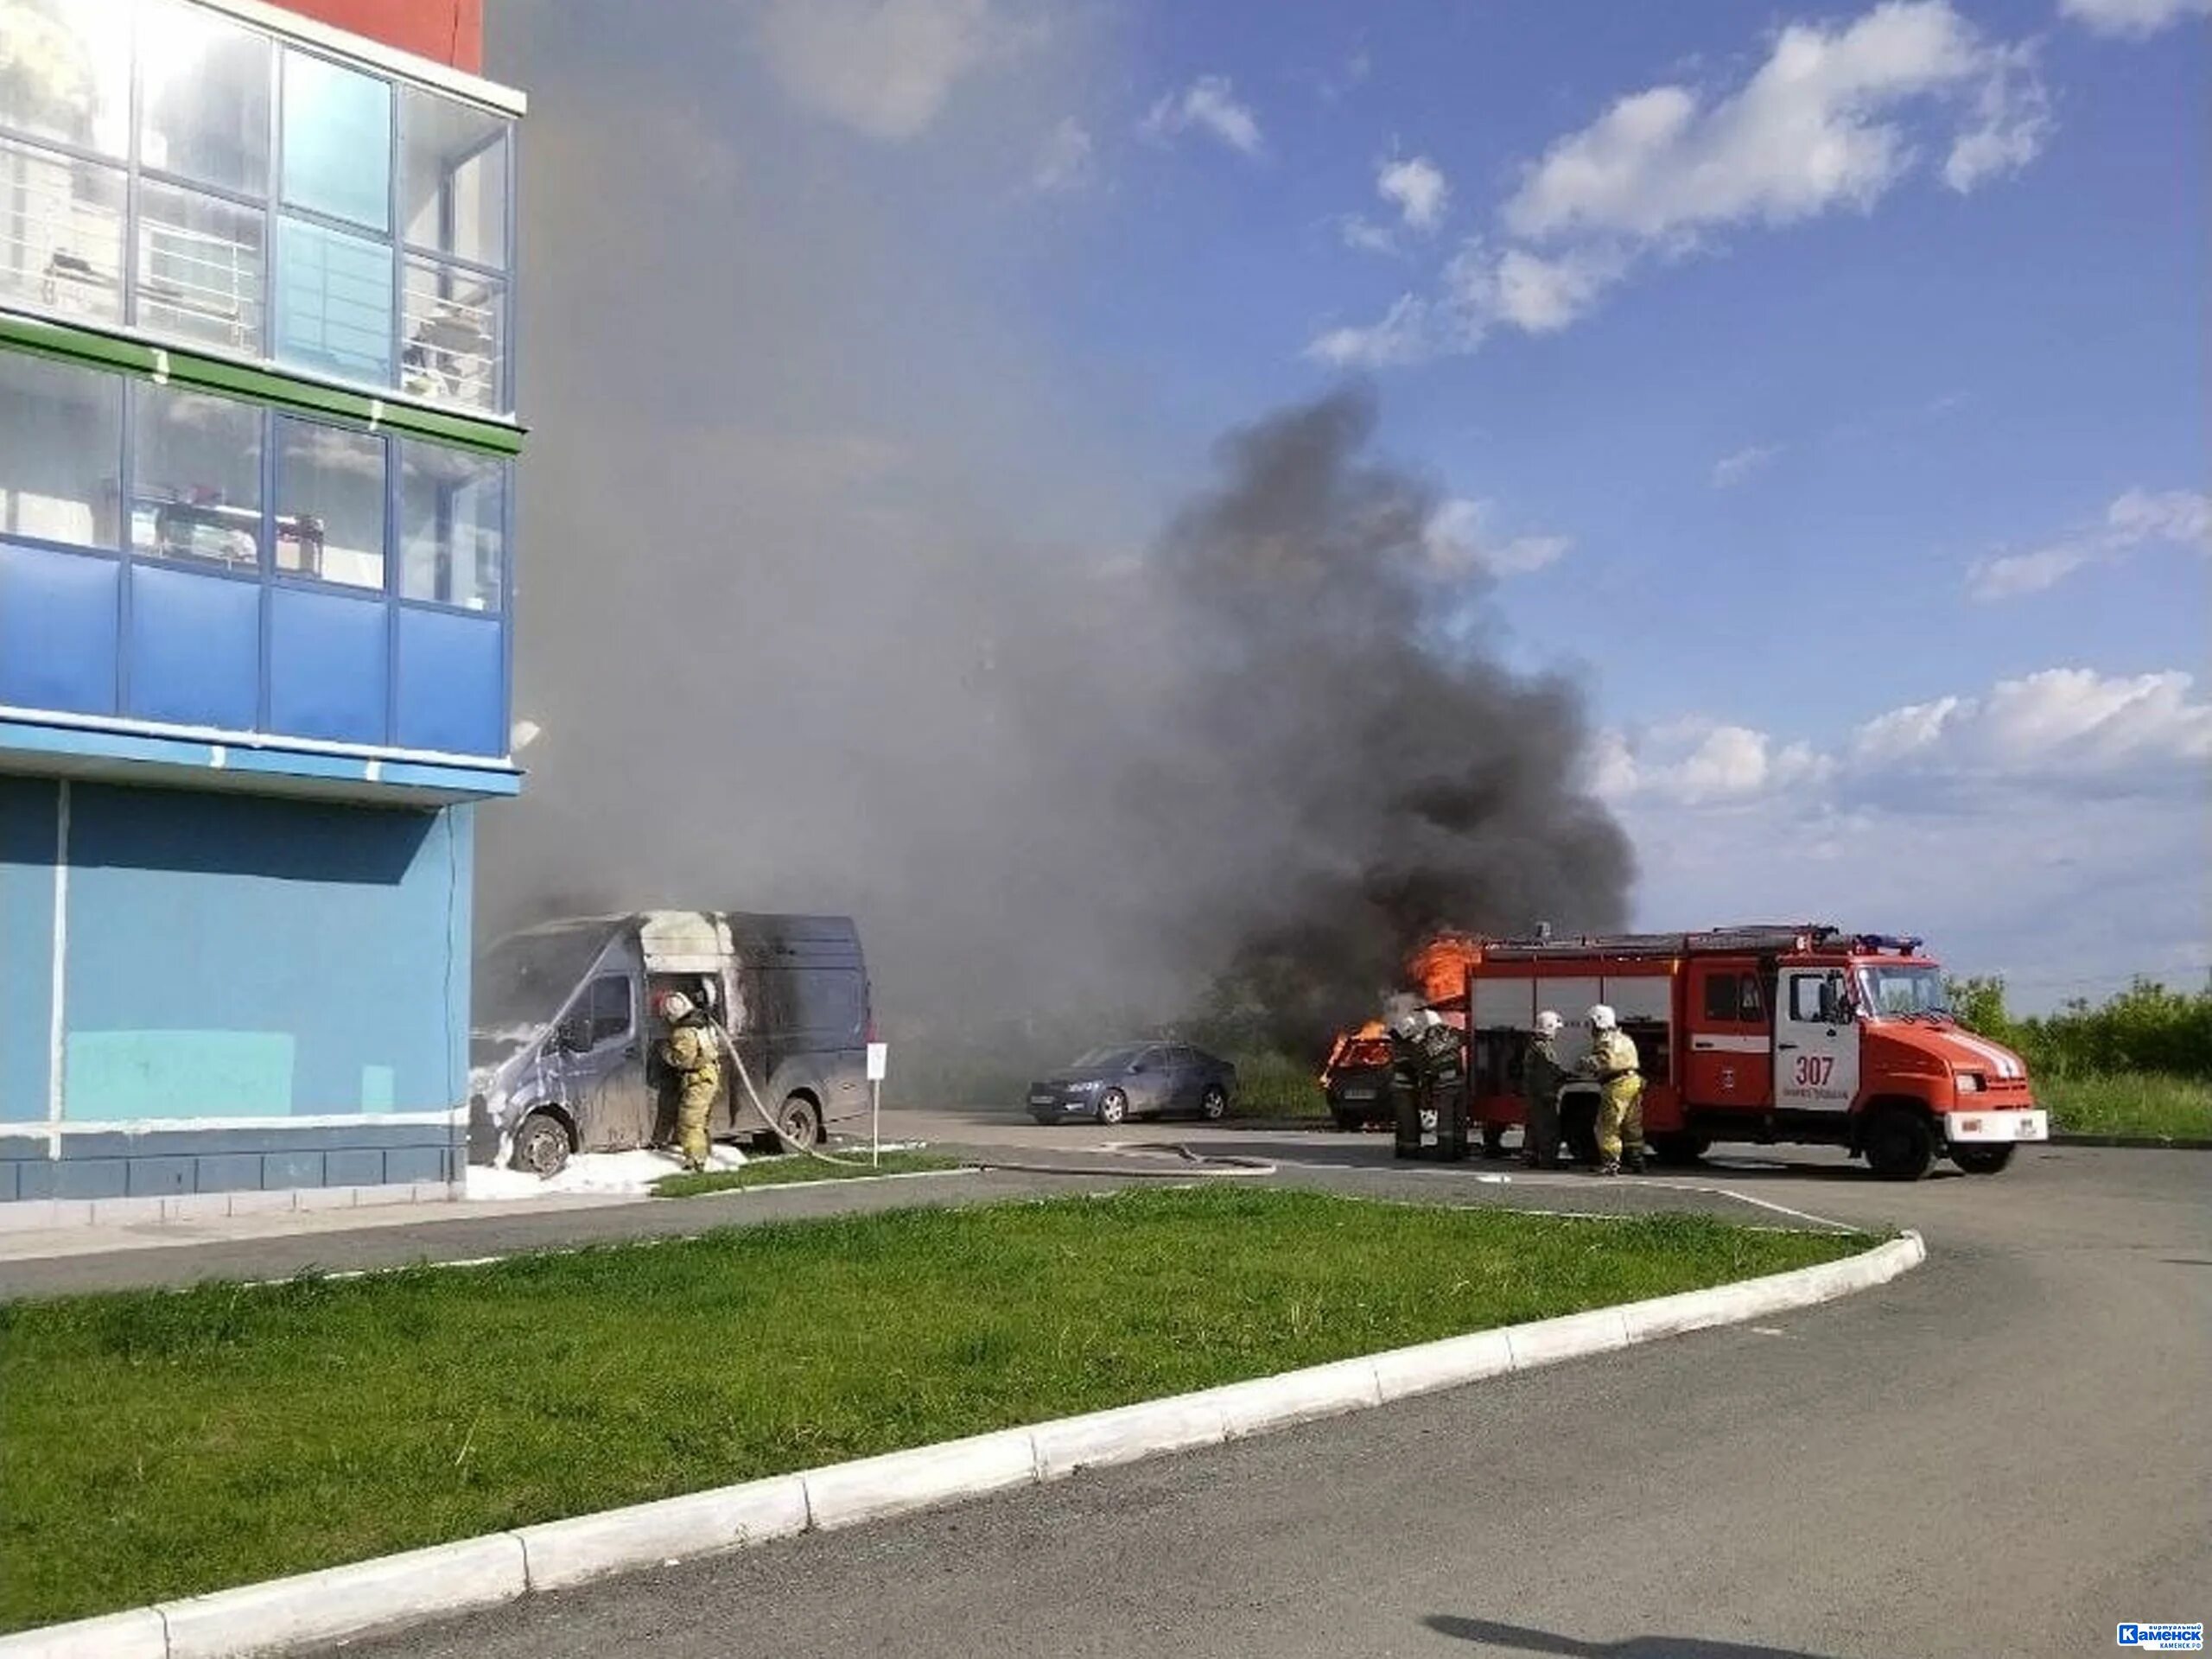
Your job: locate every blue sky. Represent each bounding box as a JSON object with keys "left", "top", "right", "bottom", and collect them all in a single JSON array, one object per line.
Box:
[{"left": 499, "top": 0, "right": 2208, "bottom": 1010}]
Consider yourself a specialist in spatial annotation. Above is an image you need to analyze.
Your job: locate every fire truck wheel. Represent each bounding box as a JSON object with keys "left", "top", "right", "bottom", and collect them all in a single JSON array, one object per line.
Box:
[
  {"left": 1096, "top": 1089, "right": 1128, "bottom": 1126},
  {"left": 1649, "top": 1132, "right": 1709, "bottom": 1167},
  {"left": 1951, "top": 1144, "right": 2016, "bottom": 1175},
  {"left": 1864, "top": 1105, "right": 1936, "bottom": 1181}
]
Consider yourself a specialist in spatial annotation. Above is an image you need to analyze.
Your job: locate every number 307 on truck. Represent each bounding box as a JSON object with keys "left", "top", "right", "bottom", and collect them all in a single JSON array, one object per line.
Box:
[{"left": 1452, "top": 924, "right": 2048, "bottom": 1179}]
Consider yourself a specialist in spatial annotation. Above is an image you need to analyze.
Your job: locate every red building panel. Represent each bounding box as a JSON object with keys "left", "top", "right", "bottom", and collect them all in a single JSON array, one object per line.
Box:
[{"left": 265, "top": 0, "right": 484, "bottom": 74}]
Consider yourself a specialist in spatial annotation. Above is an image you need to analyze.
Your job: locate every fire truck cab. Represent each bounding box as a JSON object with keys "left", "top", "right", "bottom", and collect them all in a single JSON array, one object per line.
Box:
[{"left": 1456, "top": 925, "right": 2047, "bottom": 1179}]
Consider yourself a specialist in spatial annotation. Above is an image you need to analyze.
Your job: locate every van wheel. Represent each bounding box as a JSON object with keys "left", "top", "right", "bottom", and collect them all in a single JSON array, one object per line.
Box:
[
  {"left": 1952, "top": 1144, "right": 2016, "bottom": 1175},
  {"left": 1096, "top": 1089, "right": 1128, "bottom": 1127},
  {"left": 1198, "top": 1085, "right": 1230, "bottom": 1122},
  {"left": 1865, "top": 1106, "right": 1936, "bottom": 1181},
  {"left": 777, "top": 1095, "right": 823, "bottom": 1150},
  {"left": 510, "top": 1113, "right": 572, "bottom": 1179}
]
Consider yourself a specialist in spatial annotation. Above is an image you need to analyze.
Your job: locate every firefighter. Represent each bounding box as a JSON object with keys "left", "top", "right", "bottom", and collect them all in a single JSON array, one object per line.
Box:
[
  {"left": 1388, "top": 1002, "right": 1469, "bottom": 1160},
  {"left": 1580, "top": 1003, "right": 1645, "bottom": 1175},
  {"left": 1521, "top": 1010, "right": 1570, "bottom": 1168},
  {"left": 656, "top": 989, "right": 721, "bottom": 1173}
]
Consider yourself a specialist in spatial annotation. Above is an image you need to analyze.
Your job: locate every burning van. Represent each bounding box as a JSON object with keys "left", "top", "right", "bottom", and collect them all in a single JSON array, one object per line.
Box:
[{"left": 469, "top": 911, "right": 873, "bottom": 1176}]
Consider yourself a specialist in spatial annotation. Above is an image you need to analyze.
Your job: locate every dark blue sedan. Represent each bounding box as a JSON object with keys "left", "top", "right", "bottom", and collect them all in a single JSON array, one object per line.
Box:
[{"left": 1027, "top": 1043, "right": 1238, "bottom": 1126}]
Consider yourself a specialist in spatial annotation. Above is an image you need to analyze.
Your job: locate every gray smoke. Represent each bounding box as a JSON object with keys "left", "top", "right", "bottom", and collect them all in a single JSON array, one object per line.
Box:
[{"left": 478, "top": 3, "right": 1632, "bottom": 1064}]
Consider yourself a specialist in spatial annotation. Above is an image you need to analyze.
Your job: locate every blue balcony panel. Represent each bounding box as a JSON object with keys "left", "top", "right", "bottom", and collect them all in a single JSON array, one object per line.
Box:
[
  {"left": 127, "top": 564, "right": 260, "bottom": 731},
  {"left": 396, "top": 607, "right": 503, "bottom": 758},
  {"left": 0, "top": 543, "right": 118, "bottom": 716},
  {"left": 268, "top": 584, "right": 387, "bottom": 746}
]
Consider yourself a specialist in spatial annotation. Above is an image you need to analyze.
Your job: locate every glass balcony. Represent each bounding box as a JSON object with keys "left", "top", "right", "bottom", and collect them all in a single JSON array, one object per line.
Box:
[
  {"left": 0, "top": 0, "right": 516, "bottom": 418},
  {"left": 1, "top": 347, "right": 512, "bottom": 762}
]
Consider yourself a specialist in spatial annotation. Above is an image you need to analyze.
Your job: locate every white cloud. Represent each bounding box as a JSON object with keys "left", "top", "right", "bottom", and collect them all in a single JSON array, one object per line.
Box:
[
  {"left": 1305, "top": 245, "right": 1618, "bottom": 365},
  {"left": 1967, "top": 542, "right": 2101, "bottom": 600},
  {"left": 1969, "top": 486, "right": 2210, "bottom": 600},
  {"left": 1943, "top": 46, "right": 2052, "bottom": 190},
  {"left": 1595, "top": 717, "right": 1833, "bottom": 805},
  {"left": 2059, "top": 0, "right": 2212, "bottom": 36},
  {"left": 757, "top": 0, "right": 1027, "bottom": 141},
  {"left": 1503, "top": 3, "right": 2037, "bottom": 244},
  {"left": 1847, "top": 669, "right": 2212, "bottom": 787},
  {"left": 1423, "top": 498, "right": 1573, "bottom": 578},
  {"left": 1452, "top": 243, "right": 1623, "bottom": 334},
  {"left": 1604, "top": 667, "right": 2211, "bottom": 808},
  {"left": 1603, "top": 667, "right": 2212, "bottom": 1009},
  {"left": 2107, "top": 486, "right": 2212, "bottom": 545},
  {"left": 1378, "top": 156, "right": 1450, "bottom": 232},
  {"left": 1338, "top": 214, "right": 1402, "bottom": 257},
  {"left": 1306, "top": 293, "right": 1441, "bottom": 369},
  {"left": 1712, "top": 443, "right": 1783, "bottom": 488},
  {"left": 1031, "top": 117, "right": 1093, "bottom": 193},
  {"left": 1141, "top": 74, "right": 1264, "bottom": 157},
  {"left": 1314, "top": 41, "right": 1373, "bottom": 105},
  {"left": 1306, "top": 2, "right": 2051, "bottom": 367}
]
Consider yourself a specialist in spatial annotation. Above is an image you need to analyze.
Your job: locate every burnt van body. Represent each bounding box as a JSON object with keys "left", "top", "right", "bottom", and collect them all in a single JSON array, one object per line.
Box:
[{"left": 470, "top": 912, "right": 871, "bottom": 1174}]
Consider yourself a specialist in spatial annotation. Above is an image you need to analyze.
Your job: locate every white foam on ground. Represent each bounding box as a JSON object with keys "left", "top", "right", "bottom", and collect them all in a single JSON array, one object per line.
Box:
[
  {"left": 461, "top": 1140, "right": 937, "bottom": 1202},
  {"left": 463, "top": 1144, "right": 751, "bottom": 1202}
]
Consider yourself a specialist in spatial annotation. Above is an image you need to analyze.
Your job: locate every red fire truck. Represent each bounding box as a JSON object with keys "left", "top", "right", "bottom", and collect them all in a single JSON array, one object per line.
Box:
[{"left": 1437, "top": 924, "right": 2046, "bottom": 1179}]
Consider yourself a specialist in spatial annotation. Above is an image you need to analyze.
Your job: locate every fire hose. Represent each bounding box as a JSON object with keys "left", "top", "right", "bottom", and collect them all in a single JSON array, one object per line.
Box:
[{"left": 702, "top": 1014, "right": 1276, "bottom": 1179}]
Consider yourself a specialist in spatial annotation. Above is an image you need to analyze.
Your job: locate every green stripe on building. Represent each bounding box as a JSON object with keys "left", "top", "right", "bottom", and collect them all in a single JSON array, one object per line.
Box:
[{"left": 0, "top": 312, "right": 526, "bottom": 458}]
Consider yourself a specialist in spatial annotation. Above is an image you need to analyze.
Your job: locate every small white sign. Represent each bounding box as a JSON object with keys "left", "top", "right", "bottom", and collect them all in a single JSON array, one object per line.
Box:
[{"left": 866, "top": 1042, "right": 889, "bottom": 1082}]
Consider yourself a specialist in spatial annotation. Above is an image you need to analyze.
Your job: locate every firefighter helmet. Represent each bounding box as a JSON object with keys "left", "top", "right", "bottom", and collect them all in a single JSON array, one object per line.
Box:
[
  {"left": 1534, "top": 1010, "right": 1564, "bottom": 1037},
  {"left": 658, "top": 990, "right": 695, "bottom": 1022},
  {"left": 1587, "top": 1003, "right": 1618, "bottom": 1032}
]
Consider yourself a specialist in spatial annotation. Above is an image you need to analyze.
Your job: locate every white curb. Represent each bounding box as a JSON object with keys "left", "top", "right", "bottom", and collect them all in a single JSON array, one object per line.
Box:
[
  {"left": 802, "top": 1427, "right": 1041, "bottom": 1531},
  {"left": 1212, "top": 1355, "right": 1382, "bottom": 1438},
  {"left": 516, "top": 1476, "right": 810, "bottom": 1593},
  {"left": 158, "top": 1535, "right": 526, "bottom": 1659},
  {"left": 1031, "top": 1394, "right": 1231, "bottom": 1480},
  {"left": 0, "top": 1230, "right": 1925, "bottom": 1659},
  {"left": 0, "top": 1610, "right": 168, "bottom": 1659},
  {"left": 1369, "top": 1328, "right": 1515, "bottom": 1402}
]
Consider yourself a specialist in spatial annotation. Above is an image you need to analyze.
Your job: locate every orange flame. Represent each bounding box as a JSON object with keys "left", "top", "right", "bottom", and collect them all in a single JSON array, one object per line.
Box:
[{"left": 1408, "top": 930, "right": 1484, "bottom": 1004}]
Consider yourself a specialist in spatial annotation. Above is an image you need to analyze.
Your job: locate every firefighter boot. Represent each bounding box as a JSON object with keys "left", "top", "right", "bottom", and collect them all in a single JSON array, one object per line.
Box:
[
  {"left": 1624, "top": 1148, "right": 1647, "bottom": 1174},
  {"left": 1595, "top": 1160, "right": 1621, "bottom": 1177}
]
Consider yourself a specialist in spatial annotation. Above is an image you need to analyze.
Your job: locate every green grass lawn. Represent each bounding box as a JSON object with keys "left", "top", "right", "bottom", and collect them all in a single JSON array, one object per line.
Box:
[
  {"left": 652, "top": 1150, "right": 963, "bottom": 1197},
  {"left": 0, "top": 1188, "right": 1866, "bottom": 1632},
  {"left": 2039, "top": 1071, "right": 2212, "bottom": 1141},
  {"left": 1227, "top": 1052, "right": 1330, "bottom": 1118}
]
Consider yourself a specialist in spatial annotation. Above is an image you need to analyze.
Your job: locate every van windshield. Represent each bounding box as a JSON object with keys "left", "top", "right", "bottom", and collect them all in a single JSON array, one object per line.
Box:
[{"left": 475, "top": 925, "right": 613, "bottom": 1034}]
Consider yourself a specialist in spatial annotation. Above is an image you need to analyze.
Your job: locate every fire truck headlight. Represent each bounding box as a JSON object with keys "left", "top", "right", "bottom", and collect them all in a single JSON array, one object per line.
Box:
[{"left": 1955, "top": 1072, "right": 1984, "bottom": 1094}]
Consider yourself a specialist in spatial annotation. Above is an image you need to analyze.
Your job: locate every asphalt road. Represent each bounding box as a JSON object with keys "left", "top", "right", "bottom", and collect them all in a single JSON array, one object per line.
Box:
[
  {"left": 0, "top": 1116, "right": 1846, "bottom": 1297},
  {"left": 298, "top": 1131, "right": 2208, "bottom": 1659}
]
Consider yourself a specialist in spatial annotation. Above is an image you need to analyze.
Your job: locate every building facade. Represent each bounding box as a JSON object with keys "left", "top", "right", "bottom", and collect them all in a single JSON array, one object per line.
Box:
[{"left": 0, "top": 0, "right": 523, "bottom": 1213}]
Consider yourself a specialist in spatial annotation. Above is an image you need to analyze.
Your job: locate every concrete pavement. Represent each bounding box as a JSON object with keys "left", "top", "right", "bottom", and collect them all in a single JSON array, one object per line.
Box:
[{"left": 301, "top": 1132, "right": 2207, "bottom": 1659}]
